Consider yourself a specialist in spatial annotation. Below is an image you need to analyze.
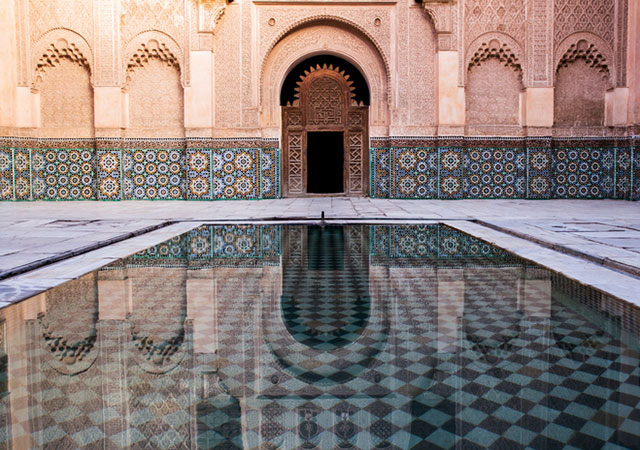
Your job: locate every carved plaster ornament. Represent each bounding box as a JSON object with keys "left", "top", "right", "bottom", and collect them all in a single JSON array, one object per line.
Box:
[
  {"left": 33, "top": 38, "right": 90, "bottom": 90},
  {"left": 420, "top": 0, "right": 455, "bottom": 50},
  {"left": 198, "top": 0, "right": 228, "bottom": 34},
  {"left": 290, "top": 63, "right": 357, "bottom": 108}
]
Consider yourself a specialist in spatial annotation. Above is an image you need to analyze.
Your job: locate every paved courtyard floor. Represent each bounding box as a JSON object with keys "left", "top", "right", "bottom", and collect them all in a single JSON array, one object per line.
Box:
[{"left": 0, "top": 198, "right": 639, "bottom": 307}]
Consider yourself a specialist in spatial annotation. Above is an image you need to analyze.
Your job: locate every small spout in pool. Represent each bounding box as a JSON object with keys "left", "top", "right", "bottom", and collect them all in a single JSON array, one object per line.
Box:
[{"left": 321, "top": 210, "right": 325, "bottom": 227}]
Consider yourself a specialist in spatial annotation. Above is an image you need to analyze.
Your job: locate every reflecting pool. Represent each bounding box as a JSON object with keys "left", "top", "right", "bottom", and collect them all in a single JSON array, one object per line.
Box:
[{"left": 0, "top": 224, "right": 639, "bottom": 449}]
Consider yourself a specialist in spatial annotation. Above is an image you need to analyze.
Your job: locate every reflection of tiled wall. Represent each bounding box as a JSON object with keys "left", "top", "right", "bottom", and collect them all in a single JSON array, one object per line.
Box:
[
  {"left": 0, "top": 138, "right": 280, "bottom": 201},
  {"left": 370, "top": 224, "right": 510, "bottom": 260},
  {"left": 371, "top": 137, "right": 638, "bottom": 200},
  {"left": 118, "top": 224, "right": 281, "bottom": 268}
]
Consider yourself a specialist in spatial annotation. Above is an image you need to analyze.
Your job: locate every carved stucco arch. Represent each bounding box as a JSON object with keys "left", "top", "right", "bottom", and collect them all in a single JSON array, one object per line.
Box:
[
  {"left": 554, "top": 32, "right": 614, "bottom": 89},
  {"left": 464, "top": 32, "right": 525, "bottom": 87},
  {"left": 31, "top": 28, "right": 93, "bottom": 91},
  {"left": 261, "top": 23, "right": 390, "bottom": 134},
  {"left": 123, "top": 30, "right": 185, "bottom": 89},
  {"left": 261, "top": 15, "right": 390, "bottom": 87}
]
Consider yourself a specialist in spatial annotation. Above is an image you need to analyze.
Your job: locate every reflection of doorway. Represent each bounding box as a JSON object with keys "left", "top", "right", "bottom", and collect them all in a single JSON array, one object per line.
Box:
[
  {"left": 307, "top": 132, "right": 343, "bottom": 194},
  {"left": 281, "top": 56, "right": 369, "bottom": 197}
]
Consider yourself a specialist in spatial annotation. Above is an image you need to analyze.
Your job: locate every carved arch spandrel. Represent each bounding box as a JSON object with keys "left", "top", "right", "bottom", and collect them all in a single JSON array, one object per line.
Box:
[
  {"left": 464, "top": 32, "right": 525, "bottom": 86},
  {"left": 262, "top": 23, "right": 389, "bottom": 135},
  {"left": 261, "top": 15, "right": 390, "bottom": 89},
  {"left": 554, "top": 32, "right": 614, "bottom": 88},
  {"left": 31, "top": 28, "right": 93, "bottom": 90},
  {"left": 123, "top": 30, "right": 185, "bottom": 90}
]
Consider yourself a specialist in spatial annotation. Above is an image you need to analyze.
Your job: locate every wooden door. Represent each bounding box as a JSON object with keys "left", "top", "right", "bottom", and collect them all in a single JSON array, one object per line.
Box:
[{"left": 282, "top": 64, "right": 368, "bottom": 197}]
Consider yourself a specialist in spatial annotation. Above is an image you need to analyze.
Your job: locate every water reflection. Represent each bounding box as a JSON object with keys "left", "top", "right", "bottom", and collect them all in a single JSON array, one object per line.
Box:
[{"left": 0, "top": 224, "right": 638, "bottom": 449}]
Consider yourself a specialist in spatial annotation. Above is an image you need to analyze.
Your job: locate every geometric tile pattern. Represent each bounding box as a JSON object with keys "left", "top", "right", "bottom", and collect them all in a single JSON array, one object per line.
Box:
[
  {"left": 32, "top": 148, "right": 97, "bottom": 200},
  {"left": 212, "top": 148, "right": 258, "bottom": 199},
  {"left": 12, "top": 148, "right": 31, "bottom": 200},
  {"left": 615, "top": 145, "right": 632, "bottom": 200},
  {"left": 0, "top": 137, "right": 636, "bottom": 201},
  {"left": 465, "top": 147, "right": 526, "bottom": 198},
  {"left": 370, "top": 147, "right": 390, "bottom": 198},
  {"left": 552, "top": 146, "right": 615, "bottom": 199},
  {"left": 97, "top": 149, "right": 121, "bottom": 199},
  {"left": 261, "top": 148, "right": 280, "bottom": 199},
  {"left": 0, "top": 139, "right": 281, "bottom": 201},
  {"left": 393, "top": 147, "right": 438, "bottom": 198},
  {"left": 370, "top": 138, "right": 634, "bottom": 200},
  {"left": 633, "top": 145, "right": 640, "bottom": 201},
  {"left": 0, "top": 148, "right": 13, "bottom": 200},
  {"left": 3, "top": 224, "right": 640, "bottom": 449},
  {"left": 527, "top": 147, "right": 554, "bottom": 199},
  {"left": 123, "top": 148, "right": 185, "bottom": 200},
  {"left": 187, "top": 148, "right": 211, "bottom": 200},
  {"left": 439, "top": 146, "right": 465, "bottom": 199}
]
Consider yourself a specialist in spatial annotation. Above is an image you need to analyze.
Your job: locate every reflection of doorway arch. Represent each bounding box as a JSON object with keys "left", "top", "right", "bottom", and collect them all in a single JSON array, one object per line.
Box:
[{"left": 282, "top": 58, "right": 369, "bottom": 197}]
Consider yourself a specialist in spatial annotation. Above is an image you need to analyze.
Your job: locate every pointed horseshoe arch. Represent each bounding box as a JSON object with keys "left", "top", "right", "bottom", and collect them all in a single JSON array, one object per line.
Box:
[{"left": 282, "top": 60, "right": 369, "bottom": 197}]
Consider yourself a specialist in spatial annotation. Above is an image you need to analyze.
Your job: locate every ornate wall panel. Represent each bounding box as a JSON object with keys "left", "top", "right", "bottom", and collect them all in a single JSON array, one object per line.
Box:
[
  {"left": 407, "top": 7, "right": 437, "bottom": 128},
  {"left": 554, "top": 0, "right": 615, "bottom": 52},
  {"left": 128, "top": 58, "right": 184, "bottom": 134},
  {"left": 555, "top": 59, "right": 607, "bottom": 127},
  {"left": 368, "top": 137, "right": 633, "bottom": 201},
  {"left": 554, "top": 0, "right": 627, "bottom": 86},
  {"left": 40, "top": 59, "right": 95, "bottom": 131},
  {"left": 526, "top": 0, "right": 553, "bottom": 87},
  {"left": 120, "top": 0, "right": 185, "bottom": 53},
  {"left": 29, "top": 0, "right": 93, "bottom": 45},
  {"left": 464, "top": 0, "right": 526, "bottom": 49}
]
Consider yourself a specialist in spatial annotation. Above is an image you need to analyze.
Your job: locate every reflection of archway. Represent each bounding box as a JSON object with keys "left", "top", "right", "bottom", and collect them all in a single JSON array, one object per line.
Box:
[{"left": 282, "top": 58, "right": 369, "bottom": 197}]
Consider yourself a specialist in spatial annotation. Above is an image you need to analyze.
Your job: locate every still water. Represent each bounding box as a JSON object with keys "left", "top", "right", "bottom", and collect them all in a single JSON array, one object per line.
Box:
[{"left": 0, "top": 224, "right": 638, "bottom": 449}]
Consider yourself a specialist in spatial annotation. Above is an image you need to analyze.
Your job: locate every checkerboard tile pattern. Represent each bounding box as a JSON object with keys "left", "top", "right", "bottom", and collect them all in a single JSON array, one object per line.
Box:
[{"left": 2, "top": 224, "right": 640, "bottom": 449}]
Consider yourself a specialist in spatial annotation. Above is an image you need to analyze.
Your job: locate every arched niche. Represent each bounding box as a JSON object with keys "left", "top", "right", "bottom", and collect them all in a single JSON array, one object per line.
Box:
[
  {"left": 31, "top": 29, "right": 95, "bottom": 134},
  {"left": 554, "top": 33, "right": 613, "bottom": 128},
  {"left": 123, "top": 31, "right": 185, "bottom": 136},
  {"left": 261, "top": 21, "right": 390, "bottom": 138},
  {"left": 465, "top": 33, "right": 524, "bottom": 128}
]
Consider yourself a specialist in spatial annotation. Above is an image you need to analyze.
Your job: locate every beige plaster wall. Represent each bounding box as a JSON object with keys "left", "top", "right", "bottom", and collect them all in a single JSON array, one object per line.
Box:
[
  {"left": 0, "top": 0, "right": 17, "bottom": 129},
  {"left": 0, "top": 0, "right": 635, "bottom": 137},
  {"left": 629, "top": 0, "right": 640, "bottom": 126}
]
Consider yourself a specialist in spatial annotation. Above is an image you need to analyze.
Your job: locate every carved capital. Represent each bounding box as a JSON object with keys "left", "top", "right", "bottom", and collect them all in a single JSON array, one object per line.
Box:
[
  {"left": 421, "top": 0, "right": 455, "bottom": 49},
  {"left": 198, "top": 0, "right": 227, "bottom": 34}
]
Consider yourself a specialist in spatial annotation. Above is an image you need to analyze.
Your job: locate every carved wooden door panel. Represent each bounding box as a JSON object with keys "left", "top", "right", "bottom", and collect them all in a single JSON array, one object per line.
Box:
[{"left": 282, "top": 64, "right": 368, "bottom": 197}]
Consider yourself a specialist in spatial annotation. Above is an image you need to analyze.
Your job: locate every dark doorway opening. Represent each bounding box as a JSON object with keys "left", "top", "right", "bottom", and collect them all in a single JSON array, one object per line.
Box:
[{"left": 307, "top": 132, "right": 343, "bottom": 194}]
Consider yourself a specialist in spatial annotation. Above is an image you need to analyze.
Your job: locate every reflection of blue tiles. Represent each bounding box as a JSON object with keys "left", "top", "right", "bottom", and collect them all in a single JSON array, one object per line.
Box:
[{"left": 9, "top": 224, "right": 640, "bottom": 449}]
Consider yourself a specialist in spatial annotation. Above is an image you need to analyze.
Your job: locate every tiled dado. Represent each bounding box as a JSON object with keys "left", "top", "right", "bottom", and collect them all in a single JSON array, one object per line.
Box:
[
  {"left": 370, "top": 137, "right": 638, "bottom": 200},
  {"left": 0, "top": 138, "right": 281, "bottom": 201}
]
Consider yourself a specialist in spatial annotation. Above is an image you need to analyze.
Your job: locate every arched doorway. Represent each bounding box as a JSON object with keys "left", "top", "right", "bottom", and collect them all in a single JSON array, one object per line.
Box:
[{"left": 281, "top": 56, "right": 369, "bottom": 197}]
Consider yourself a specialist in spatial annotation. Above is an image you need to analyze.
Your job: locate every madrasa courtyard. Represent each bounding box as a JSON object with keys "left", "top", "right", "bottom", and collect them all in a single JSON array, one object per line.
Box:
[{"left": 0, "top": 0, "right": 639, "bottom": 449}]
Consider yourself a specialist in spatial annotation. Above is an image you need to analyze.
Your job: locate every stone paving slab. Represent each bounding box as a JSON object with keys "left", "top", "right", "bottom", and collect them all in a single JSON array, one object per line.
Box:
[
  {"left": 0, "top": 222, "right": 199, "bottom": 304},
  {"left": 480, "top": 219, "right": 640, "bottom": 277},
  {"left": 0, "top": 217, "right": 171, "bottom": 280},
  {"left": 0, "top": 199, "right": 639, "bottom": 305}
]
